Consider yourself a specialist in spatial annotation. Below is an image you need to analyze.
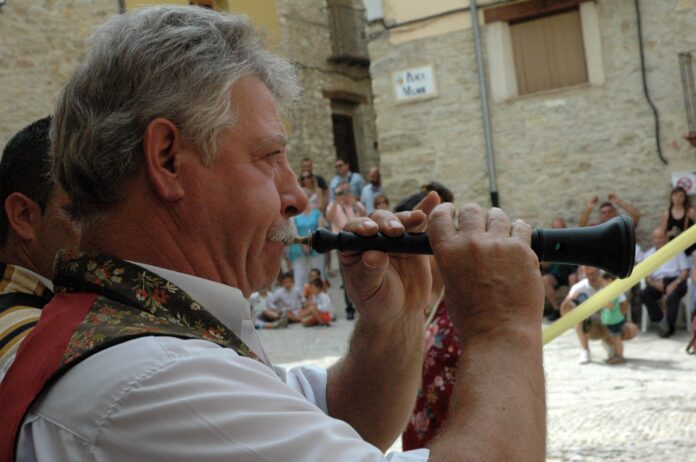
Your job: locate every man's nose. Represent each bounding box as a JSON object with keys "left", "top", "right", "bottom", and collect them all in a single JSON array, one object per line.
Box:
[{"left": 279, "top": 168, "right": 307, "bottom": 217}]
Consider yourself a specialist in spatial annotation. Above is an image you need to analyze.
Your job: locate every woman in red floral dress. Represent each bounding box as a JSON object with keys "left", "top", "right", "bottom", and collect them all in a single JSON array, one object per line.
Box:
[
  {"left": 402, "top": 296, "right": 460, "bottom": 450},
  {"left": 397, "top": 183, "right": 458, "bottom": 450}
]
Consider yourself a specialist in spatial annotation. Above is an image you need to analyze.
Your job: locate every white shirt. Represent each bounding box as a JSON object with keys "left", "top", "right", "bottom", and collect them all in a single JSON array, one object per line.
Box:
[
  {"left": 568, "top": 278, "right": 627, "bottom": 303},
  {"left": 249, "top": 291, "right": 270, "bottom": 318},
  {"left": 19, "top": 266, "right": 53, "bottom": 291},
  {"left": 643, "top": 247, "right": 691, "bottom": 279},
  {"left": 360, "top": 183, "right": 385, "bottom": 214},
  {"left": 266, "top": 286, "right": 303, "bottom": 314},
  {"left": 16, "top": 263, "right": 428, "bottom": 461},
  {"left": 635, "top": 244, "right": 644, "bottom": 264},
  {"left": 314, "top": 291, "right": 333, "bottom": 314}
]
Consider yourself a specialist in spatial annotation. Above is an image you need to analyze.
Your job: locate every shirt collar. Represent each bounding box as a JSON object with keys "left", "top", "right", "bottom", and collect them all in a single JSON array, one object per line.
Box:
[
  {"left": 18, "top": 267, "right": 53, "bottom": 292},
  {"left": 134, "top": 262, "right": 271, "bottom": 365},
  {"left": 0, "top": 263, "right": 53, "bottom": 297}
]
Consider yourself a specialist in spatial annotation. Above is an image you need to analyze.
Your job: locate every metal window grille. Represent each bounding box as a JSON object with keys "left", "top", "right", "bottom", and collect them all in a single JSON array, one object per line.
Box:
[
  {"left": 327, "top": 0, "right": 369, "bottom": 66},
  {"left": 680, "top": 52, "right": 696, "bottom": 137}
]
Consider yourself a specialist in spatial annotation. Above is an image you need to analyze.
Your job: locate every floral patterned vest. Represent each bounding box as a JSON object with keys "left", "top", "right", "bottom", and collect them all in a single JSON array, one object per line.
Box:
[{"left": 0, "top": 252, "right": 258, "bottom": 462}]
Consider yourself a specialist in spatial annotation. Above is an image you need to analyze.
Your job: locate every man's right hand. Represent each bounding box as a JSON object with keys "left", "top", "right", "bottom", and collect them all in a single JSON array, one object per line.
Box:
[
  {"left": 428, "top": 204, "right": 543, "bottom": 336},
  {"left": 339, "top": 192, "right": 440, "bottom": 324},
  {"left": 327, "top": 192, "right": 441, "bottom": 450}
]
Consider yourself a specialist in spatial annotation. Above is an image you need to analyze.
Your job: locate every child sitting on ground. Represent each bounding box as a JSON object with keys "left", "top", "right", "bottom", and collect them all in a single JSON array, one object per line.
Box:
[
  {"left": 298, "top": 278, "right": 333, "bottom": 327},
  {"left": 250, "top": 287, "right": 290, "bottom": 329},
  {"left": 303, "top": 268, "right": 330, "bottom": 298},
  {"left": 600, "top": 272, "right": 627, "bottom": 364},
  {"left": 249, "top": 288, "right": 269, "bottom": 326},
  {"left": 264, "top": 272, "right": 301, "bottom": 326}
]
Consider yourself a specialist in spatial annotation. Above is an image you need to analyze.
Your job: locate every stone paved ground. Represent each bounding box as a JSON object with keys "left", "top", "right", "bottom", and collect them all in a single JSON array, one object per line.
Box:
[{"left": 258, "top": 275, "right": 696, "bottom": 461}]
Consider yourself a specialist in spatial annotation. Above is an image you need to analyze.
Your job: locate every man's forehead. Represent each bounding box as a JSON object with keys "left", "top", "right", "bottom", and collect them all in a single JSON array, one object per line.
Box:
[
  {"left": 229, "top": 75, "right": 286, "bottom": 141},
  {"left": 260, "top": 133, "right": 287, "bottom": 147}
]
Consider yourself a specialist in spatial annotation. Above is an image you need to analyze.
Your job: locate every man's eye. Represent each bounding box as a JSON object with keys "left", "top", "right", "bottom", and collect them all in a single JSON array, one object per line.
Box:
[{"left": 266, "top": 151, "right": 282, "bottom": 163}]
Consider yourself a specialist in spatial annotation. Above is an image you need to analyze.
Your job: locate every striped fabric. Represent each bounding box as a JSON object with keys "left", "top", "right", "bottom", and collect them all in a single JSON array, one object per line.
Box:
[{"left": 0, "top": 264, "right": 52, "bottom": 376}]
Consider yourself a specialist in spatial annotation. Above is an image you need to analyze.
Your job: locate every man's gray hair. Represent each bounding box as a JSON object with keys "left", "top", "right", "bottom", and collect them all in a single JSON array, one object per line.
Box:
[{"left": 52, "top": 6, "right": 299, "bottom": 220}]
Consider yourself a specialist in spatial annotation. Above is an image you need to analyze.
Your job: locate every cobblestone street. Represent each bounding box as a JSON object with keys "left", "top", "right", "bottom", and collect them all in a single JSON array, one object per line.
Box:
[
  {"left": 544, "top": 323, "right": 695, "bottom": 461},
  {"left": 259, "top": 277, "right": 696, "bottom": 461}
]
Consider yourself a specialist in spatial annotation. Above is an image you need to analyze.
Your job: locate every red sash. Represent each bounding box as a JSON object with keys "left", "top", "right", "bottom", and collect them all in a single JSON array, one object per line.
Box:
[
  {"left": 0, "top": 253, "right": 259, "bottom": 461},
  {"left": 0, "top": 292, "right": 96, "bottom": 462}
]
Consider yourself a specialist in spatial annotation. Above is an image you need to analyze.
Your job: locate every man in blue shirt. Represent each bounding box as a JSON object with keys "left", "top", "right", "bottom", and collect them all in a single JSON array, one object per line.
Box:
[
  {"left": 360, "top": 166, "right": 385, "bottom": 214},
  {"left": 329, "top": 158, "right": 364, "bottom": 202}
]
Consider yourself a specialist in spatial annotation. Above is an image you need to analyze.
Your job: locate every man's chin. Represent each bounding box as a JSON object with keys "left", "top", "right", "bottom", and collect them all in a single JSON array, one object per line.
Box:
[
  {"left": 250, "top": 257, "right": 282, "bottom": 293},
  {"left": 251, "top": 273, "right": 278, "bottom": 295}
]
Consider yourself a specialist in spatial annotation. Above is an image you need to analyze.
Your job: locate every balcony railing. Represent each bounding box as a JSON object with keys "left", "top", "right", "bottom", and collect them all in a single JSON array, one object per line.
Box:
[
  {"left": 679, "top": 52, "right": 696, "bottom": 147},
  {"left": 327, "top": 0, "right": 370, "bottom": 66}
]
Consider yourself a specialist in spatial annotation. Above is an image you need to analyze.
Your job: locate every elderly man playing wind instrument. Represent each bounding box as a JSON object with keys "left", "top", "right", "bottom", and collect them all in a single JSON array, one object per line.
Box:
[{"left": 0, "top": 6, "right": 545, "bottom": 461}]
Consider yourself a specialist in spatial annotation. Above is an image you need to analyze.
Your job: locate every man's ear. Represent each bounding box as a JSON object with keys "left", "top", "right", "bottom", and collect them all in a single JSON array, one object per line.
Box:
[
  {"left": 142, "top": 118, "right": 187, "bottom": 202},
  {"left": 4, "top": 192, "right": 41, "bottom": 242}
]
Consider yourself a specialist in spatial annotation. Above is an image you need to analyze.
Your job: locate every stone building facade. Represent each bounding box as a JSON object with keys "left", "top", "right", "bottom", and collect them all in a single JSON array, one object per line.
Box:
[
  {"left": 0, "top": 0, "right": 118, "bottom": 146},
  {"left": 0, "top": 0, "right": 378, "bottom": 182},
  {"left": 2, "top": 0, "right": 693, "bottom": 248},
  {"left": 367, "top": 0, "right": 696, "bottom": 245},
  {"left": 276, "top": 0, "right": 378, "bottom": 179}
]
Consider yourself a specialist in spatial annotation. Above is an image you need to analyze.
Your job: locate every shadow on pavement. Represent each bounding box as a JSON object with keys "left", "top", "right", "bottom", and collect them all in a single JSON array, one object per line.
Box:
[{"left": 622, "top": 357, "right": 685, "bottom": 371}]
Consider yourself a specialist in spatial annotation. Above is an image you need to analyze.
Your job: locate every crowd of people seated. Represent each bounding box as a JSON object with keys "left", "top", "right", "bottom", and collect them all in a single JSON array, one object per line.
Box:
[
  {"left": 250, "top": 171, "right": 692, "bottom": 446},
  {"left": 253, "top": 152, "right": 696, "bottom": 342},
  {"left": 249, "top": 270, "right": 334, "bottom": 329},
  {"left": 400, "top": 185, "right": 695, "bottom": 452},
  {"left": 247, "top": 156, "right": 389, "bottom": 328},
  {"left": 542, "top": 188, "right": 695, "bottom": 366}
]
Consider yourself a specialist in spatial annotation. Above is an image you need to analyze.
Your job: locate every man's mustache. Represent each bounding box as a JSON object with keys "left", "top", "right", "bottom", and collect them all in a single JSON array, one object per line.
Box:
[{"left": 267, "top": 222, "right": 296, "bottom": 244}]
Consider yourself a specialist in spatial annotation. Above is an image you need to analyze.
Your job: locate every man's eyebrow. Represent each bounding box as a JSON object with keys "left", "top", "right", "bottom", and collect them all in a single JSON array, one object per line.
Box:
[{"left": 252, "top": 134, "right": 287, "bottom": 153}]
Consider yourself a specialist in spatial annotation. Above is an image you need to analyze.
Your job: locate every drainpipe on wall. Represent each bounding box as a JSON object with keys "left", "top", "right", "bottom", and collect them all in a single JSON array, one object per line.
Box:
[
  {"left": 470, "top": 0, "right": 499, "bottom": 207},
  {"left": 634, "top": 0, "right": 667, "bottom": 165}
]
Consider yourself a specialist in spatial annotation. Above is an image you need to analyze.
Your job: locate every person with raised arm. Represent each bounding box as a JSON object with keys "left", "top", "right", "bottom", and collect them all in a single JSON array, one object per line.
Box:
[{"left": 579, "top": 193, "right": 641, "bottom": 228}]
